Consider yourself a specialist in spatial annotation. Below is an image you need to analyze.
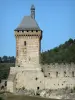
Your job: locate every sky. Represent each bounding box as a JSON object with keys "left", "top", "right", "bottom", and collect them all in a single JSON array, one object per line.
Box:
[{"left": 0, "top": 0, "right": 75, "bottom": 56}]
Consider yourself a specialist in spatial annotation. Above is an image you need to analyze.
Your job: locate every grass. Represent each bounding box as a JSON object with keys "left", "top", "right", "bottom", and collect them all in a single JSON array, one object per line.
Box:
[
  {"left": 6, "top": 95, "right": 59, "bottom": 100},
  {"left": 0, "top": 91, "right": 72, "bottom": 100},
  {"left": 0, "top": 92, "right": 60, "bottom": 100}
]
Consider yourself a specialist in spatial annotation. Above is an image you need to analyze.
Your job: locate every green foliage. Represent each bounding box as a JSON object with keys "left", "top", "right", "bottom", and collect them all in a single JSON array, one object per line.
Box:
[
  {"left": 0, "top": 63, "right": 15, "bottom": 80},
  {"left": 0, "top": 56, "right": 15, "bottom": 63},
  {"left": 0, "top": 56, "right": 15, "bottom": 80},
  {"left": 40, "top": 38, "right": 75, "bottom": 64},
  {"left": 0, "top": 97, "right": 4, "bottom": 100}
]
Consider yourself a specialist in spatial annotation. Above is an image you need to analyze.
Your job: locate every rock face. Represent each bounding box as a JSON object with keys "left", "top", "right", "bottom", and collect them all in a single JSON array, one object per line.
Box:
[{"left": 7, "top": 5, "right": 75, "bottom": 94}]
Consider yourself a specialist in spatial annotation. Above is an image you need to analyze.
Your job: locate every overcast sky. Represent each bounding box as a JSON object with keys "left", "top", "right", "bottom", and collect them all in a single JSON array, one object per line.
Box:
[{"left": 0, "top": 0, "right": 75, "bottom": 56}]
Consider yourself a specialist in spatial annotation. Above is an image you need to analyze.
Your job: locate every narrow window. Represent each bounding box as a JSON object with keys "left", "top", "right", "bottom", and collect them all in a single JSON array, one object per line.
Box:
[
  {"left": 24, "top": 41, "right": 26, "bottom": 46},
  {"left": 5, "top": 81, "right": 7, "bottom": 86},
  {"left": 56, "top": 72, "right": 58, "bottom": 77},
  {"left": 0, "top": 80, "right": 1, "bottom": 83},
  {"left": 64, "top": 71, "right": 66, "bottom": 77},
  {"left": 72, "top": 71, "right": 74, "bottom": 77},
  {"left": 48, "top": 73, "right": 50, "bottom": 77}
]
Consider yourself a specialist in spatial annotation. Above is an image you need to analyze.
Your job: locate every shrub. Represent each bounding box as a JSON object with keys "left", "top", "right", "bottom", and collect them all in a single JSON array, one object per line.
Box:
[{"left": 0, "top": 97, "right": 4, "bottom": 100}]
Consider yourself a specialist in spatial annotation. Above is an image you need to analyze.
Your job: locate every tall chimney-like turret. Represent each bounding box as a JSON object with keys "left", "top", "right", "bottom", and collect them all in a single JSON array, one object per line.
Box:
[{"left": 31, "top": 5, "right": 35, "bottom": 19}]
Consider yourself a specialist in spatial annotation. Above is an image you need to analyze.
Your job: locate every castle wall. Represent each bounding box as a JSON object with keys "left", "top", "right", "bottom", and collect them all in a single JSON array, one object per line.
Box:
[
  {"left": 7, "top": 63, "right": 75, "bottom": 93},
  {"left": 45, "top": 77, "right": 75, "bottom": 89},
  {"left": 42, "top": 63, "right": 75, "bottom": 89}
]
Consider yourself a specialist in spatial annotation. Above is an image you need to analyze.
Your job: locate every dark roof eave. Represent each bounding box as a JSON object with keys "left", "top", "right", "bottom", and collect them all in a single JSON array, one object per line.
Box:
[{"left": 14, "top": 29, "right": 42, "bottom": 32}]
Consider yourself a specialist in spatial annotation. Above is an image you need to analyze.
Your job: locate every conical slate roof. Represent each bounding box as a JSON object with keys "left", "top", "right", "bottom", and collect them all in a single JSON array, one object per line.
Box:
[{"left": 15, "top": 16, "right": 41, "bottom": 31}]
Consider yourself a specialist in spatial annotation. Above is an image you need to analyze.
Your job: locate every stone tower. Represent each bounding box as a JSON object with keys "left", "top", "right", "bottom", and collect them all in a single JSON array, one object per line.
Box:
[
  {"left": 15, "top": 5, "right": 42, "bottom": 68},
  {"left": 7, "top": 5, "right": 44, "bottom": 93},
  {"left": 7, "top": 5, "right": 75, "bottom": 93}
]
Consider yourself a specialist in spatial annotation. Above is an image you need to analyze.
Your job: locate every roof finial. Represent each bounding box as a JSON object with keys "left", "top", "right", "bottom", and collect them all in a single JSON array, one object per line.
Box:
[{"left": 31, "top": 5, "right": 35, "bottom": 19}]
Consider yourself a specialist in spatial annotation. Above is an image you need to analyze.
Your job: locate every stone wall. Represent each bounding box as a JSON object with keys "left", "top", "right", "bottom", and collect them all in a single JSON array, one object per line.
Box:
[
  {"left": 7, "top": 63, "right": 75, "bottom": 93},
  {"left": 42, "top": 63, "right": 75, "bottom": 89}
]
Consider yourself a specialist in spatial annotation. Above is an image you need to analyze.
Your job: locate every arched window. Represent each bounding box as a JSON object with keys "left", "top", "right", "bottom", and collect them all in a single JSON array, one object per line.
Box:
[{"left": 24, "top": 41, "right": 26, "bottom": 46}]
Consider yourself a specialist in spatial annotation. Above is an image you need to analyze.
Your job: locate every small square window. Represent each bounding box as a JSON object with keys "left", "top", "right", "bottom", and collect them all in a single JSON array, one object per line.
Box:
[
  {"left": 37, "top": 87, "right": 39, "bottom": 90},
  {"left": 48, "top": 73, "right": 50, "bottom": 76},
  {"left": 36, "top": 30, "right": 38, "bottom": 32}
]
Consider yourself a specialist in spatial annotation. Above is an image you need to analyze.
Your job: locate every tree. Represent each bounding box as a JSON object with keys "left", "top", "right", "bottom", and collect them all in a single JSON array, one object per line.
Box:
[
  {"left": 0, "top": 57, "right": 1, "bottom": 62},
  {"left": 2, "top": 56, "right": 7, "bottom": 63},
  {"left": 40, "top": 38, "right": 75, "bottom": 64}
]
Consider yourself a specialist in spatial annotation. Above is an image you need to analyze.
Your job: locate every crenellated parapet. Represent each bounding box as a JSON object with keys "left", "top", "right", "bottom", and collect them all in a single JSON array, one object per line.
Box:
[{"left": 15, "top": 31, "right": 42, "bottom": 41}]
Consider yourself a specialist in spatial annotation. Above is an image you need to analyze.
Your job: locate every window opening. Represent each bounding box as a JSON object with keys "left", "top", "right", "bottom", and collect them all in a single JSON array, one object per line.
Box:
[
  {"left": 72, "top": 71, "right": 74, "bottom": 77},
  {"left": 56, "top": 72, "right": 58, "bottom": 77},
  {"left": 48, "top": 73, "right": 50, "bottom": 75},
  {"left": 36, "top": 30, "right": 38, "bottom": 32},
  {"left": 24, "top": 41, "right": 26, "bottom": 46},
  {"left": 64, "top": 71, "right": 66, "bottom": 77},
  {"left": 35, "top": 77, "right": 38, "bottom": 80},
  {"left": 37, "top": 87, "right": 39, "bottom": 90}
]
